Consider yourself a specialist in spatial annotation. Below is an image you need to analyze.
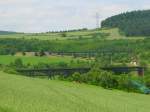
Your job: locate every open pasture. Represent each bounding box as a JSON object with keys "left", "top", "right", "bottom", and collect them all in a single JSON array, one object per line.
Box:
[
  {"left": 0, "top": 28, "right": 144, "bottom": 41},
  {"left": 0, "top": 72, "right": 150, "bottom": 112},
  {"left": 0, "top": 55, "right": 90, "bottom": 65}
]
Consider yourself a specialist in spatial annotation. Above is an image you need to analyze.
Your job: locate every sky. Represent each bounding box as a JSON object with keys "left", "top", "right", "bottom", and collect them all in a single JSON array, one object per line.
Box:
[{"left": 0, "top": 0, "right": 149, "bottom": 32}]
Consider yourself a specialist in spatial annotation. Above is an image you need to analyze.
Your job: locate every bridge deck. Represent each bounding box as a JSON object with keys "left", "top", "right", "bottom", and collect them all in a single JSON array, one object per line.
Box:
[{"left": 16, "top": 66, "right": 145, "bottom": 77}]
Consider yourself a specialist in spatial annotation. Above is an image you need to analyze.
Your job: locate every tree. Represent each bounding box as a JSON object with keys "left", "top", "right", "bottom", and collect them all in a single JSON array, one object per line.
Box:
[
  {"left": 61, "top": 33, "right": 67, "bottom": 37},
  {"left": 13, "top": 58, "right": 23, "bottom": 68},
  {"left": 71, "top": 72, "right": 82, "bottom": 82},
  {"left": 101, "top": 10, "right": 150, "bottom": 36},
  {"left": 22, "top": 52, "right": 26, "bottom": 56},
  {"left": 58, "top": 62, "right": 68, "bottom": 67},
  {"left": 39, "top": 50, "right": 45, "bottom": 57},
  {"left": 35, "top": 52, "right": 39, "bottom": 56},
  {"left": 139, "top": 60, "right": 148, "bottom": 67}
]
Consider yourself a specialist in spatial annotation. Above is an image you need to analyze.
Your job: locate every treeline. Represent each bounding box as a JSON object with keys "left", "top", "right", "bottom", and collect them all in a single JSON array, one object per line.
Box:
[
  {"left": 101, "top": 10, "right": 150, "bottom": 36},
  {"left": 46, "top": 28, "right": 88, "bottom": 33},
  {"left": 0, "top": 38, "right": 148, "bottom": 54}
]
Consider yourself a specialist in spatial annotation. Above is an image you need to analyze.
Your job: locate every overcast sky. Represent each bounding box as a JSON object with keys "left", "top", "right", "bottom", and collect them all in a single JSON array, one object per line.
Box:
[{"left": 0, "top": 0, "right": 149, "bottom": 32}]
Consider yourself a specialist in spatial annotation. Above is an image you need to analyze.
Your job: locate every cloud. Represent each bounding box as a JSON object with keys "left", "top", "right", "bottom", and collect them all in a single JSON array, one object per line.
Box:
[{"left": 0, "top": 0, "right": 149, "bottom": 32}]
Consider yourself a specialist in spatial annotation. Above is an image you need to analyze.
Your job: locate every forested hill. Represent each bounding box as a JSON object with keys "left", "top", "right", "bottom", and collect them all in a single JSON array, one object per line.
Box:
[
  {"left": 0, "top": 31, "right": 17, "bottom": 35},
  {"left": 101, "top": 10, "right": 150, "bottom": 37}
]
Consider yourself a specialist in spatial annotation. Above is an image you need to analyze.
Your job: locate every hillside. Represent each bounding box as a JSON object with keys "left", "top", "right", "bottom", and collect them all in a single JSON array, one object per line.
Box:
[
  {"left": 101, "top": 10, "right": 150, "bottom": 36},
  {"left": 0, "top": 28, "right": 145, "bottom": 40},
  {"left": 0, "top": 29, "right": 108, "bottom": 40},
  {"left": 0, "top": 72, "right": 150, "bottom": 112}
]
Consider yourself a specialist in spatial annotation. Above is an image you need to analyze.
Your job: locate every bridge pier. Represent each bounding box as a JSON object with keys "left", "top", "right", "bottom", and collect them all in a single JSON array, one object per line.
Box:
[{"left": 137, "top": 68, "right": 145, "bottom": 76}]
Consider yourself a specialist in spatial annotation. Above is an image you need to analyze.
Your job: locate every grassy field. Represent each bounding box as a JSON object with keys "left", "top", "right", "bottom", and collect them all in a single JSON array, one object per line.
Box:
[
  {"left": 100, "top": 28, "right": 146, "bottom": 40},
  {"left": 0, "top": 28, "right": 143, "bottom": 40},
  {"left": 0, "top": 72, "right": 150, "bottom": 112},
  {"left": 0, "top": 55, "right": 90, "bottom": 65},
  {"left": 100, "top": 28, "right": 125, "bottom": 39},
  {"left": 0, "top": 29, "right": 102, "bottom": 40},
  {"left": 0, "top": 28, "right": 145, "bottom": 40}
]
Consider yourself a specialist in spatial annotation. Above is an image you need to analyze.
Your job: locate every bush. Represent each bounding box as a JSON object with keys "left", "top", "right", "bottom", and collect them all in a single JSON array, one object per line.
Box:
[
  {"left": 58, "top": 67, "right": 148, "bottom": 93},
  {"left": 144, "top": 75, "right": 150, "bottom": 87},
  {"left": 3, "top": 67, "right": 18, "bottom": 74},
  {"left": 10, "top": 58, "right": 24, "bottom": 68},
  {"left": 58, "top": 62, "right": 68, "bottom": 68},
  {"left": 117, "top": 75, "right": 130, "bottom": 90},
  {"left": 71, "top": 72, "right": 82, "bottom": 82},
  {"left": 117, "top": 75, "right": 139, "bottom": 92},
  {"left": 61, "top": 33, "right": 67, "bottom": 37},
  {"left": 65, "top": 68, "right": 118, "bottom": 89},
  {"left": 22, "top": 52, "right": 26, "bottom": 56},
  {"left": 98, "top": 72, "right": 118, "bottom": 89},
  {"left": 39, "top": 50, "right": 45, "bottom": 57}
]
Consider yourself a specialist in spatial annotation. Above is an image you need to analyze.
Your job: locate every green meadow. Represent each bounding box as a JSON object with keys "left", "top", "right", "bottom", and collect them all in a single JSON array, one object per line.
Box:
[
  {"left": 0, "top": 55, "right": 90, "bottom": 65},
  {"left": 0, "top": 72, "right": 150, "bottom": 112}
]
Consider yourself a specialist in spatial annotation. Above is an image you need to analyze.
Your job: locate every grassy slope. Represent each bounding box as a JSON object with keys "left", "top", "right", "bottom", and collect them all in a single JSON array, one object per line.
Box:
[
  {"left": 0, "top": 31, "right": 99, "bottom": 40},
  {"left": 0, "top": 55, "right": 89, "bottom": 65},
  {"left": 100, "top": 28, "right": 146, "bottom": 40},
  {"left": 0, "top": 72, "right": 150, "bottom": 112},
  {"left": 100, "top": 28, "right": 125, "bottom": 39},
  {"left": 0, "top": 28, "right": 125, "bottom": 40},
  {"left": 0, "top": 28, "right": 146, "bottom": 40},
  {"left": 0, "top": 30, "right": 96, "bottom": 40}
]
